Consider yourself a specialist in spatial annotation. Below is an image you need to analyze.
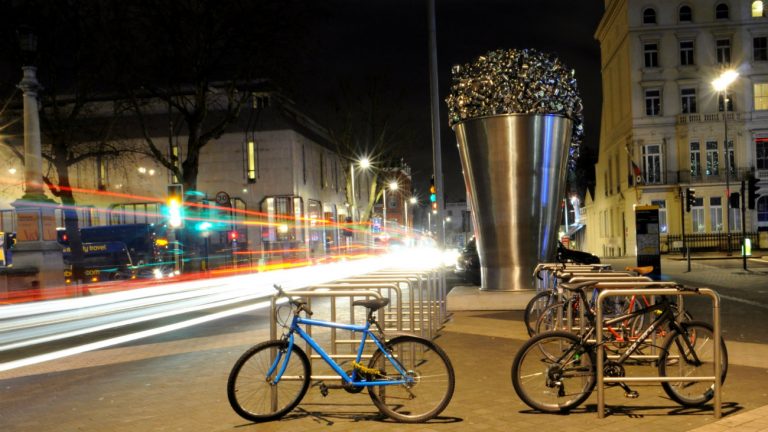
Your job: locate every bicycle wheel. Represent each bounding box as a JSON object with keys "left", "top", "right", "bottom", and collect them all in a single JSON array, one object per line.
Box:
[
  {"left": 658, "top": 321, "right": 728, "bottom": 407},
  {"left": 227, "top": 339, "right": 311, "bottom": 422},
  {"left": 367, "top": 335, "right": 455, "bottom": 423},
  {"left": 524, "top": 290, "right": 558, "bottom": 336},
  {"left": 535, "top": 300, "right": 581, "bottom": 335},
  {"left": 512, "top": 331, "right": 596, "bottom": 413}
]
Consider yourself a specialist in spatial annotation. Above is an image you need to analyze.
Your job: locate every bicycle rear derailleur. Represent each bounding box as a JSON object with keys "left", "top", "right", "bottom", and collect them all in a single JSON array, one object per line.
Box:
[{"left": 604, "top": 361, "right": 639, "bottom": 399}]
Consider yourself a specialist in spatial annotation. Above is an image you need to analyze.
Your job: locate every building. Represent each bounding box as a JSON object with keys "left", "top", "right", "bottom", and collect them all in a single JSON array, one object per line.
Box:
[
  {"left": 586, "top": 0, "right": 768, "bottom": 257},
  {"left": 0, "top": 89, "right": 370, "bottom": 267}
]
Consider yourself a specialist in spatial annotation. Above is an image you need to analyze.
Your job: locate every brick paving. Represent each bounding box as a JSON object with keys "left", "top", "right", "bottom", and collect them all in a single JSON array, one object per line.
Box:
[{"left": 1, "top": 256, "right": 767, "bottom": 431}]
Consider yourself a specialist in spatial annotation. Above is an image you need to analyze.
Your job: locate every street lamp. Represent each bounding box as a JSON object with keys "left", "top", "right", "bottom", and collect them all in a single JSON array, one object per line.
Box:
[
  {"left": 383, "top": 180, "right": 398, "bottom": 230},
  {"left": 712, "top": 69, "right": 739, "bottom": 255},
  {"left": 349, "top": 157, "right": 371, "bottom": 222}
]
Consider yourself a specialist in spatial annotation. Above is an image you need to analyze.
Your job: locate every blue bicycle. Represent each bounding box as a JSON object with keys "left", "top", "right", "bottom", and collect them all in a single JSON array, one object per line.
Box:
[{"left": 227, "top": 285, "right": 455, "bottom": 423}]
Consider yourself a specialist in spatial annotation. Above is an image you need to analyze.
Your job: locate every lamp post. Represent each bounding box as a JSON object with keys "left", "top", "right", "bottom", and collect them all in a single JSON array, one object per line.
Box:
[
  {"left": 349, "top": 157, "right": 370, "bottom": 222},
  {"left": 383, "top": 180, "right": 398, "bottom": 230},
  {"left": 407, "top": 196, "right": 417, "bottom": 234},
  {"left": 713, "top": 70, "right": 739, "bottom": 255}
]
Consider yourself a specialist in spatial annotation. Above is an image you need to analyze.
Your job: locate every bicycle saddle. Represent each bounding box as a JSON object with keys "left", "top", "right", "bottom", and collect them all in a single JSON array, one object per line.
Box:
[
  {"left": 353, "top": 298, "right": 390, "bottom": 311},
  {"left": 559, "top": 280, "right": 598, "bottom": 292},
  {"left": 625, "top": 265, "right": 654, "bottom": 275}
]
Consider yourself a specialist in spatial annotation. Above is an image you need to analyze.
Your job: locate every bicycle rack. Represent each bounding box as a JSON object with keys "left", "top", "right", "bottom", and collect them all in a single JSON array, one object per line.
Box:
[
  {"left": 533, "top": 263, "right": 613, "bottom": 292},
  {"left": 595, "top": 287, "right": 722, "bottom": 419}
]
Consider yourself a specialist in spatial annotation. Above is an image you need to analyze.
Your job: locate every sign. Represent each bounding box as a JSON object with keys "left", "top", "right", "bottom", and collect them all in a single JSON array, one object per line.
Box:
[
  {"left": 17, "top": 212, "right": 40, "bottom": 241},
  {"left": 215, "top": 191, "right": 231, "bottom": 206},
  {"left": 635, "top": 205, "right": 661, "bottom": 279},
  {"left": 42, "top": 213, "right": 58, "bottom": 241}
]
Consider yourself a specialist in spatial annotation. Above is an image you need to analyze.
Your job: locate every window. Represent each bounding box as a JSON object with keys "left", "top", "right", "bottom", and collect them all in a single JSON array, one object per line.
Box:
[
  {"left": 651, "top": 199, "right": 668, "bottom": 233},
  {"left": 755, "top": 37, "right": 768, "bottom": 61},
  {"left": 692, "top": 198, "right": 705, "bottom": 232},
  {"left": 753, "top": 1, "right": 764, "bottom": 18},
  {"left": 716, "top": 3, "right": 729, "bottom": 19},
  {"left": 246, "top": 140, "right": 257, "bottom": 183},
  {"left": 681, "top": 88, "right": 697, "bottom": 113},
  {"left": 680, "top": 40, "right": 695, "bottom": 65},
  {"left": 718, "top": 93, "right": 734, "bottom": 112},
  {"left": 706, "top": 141, "right": 719, "bottom": 176},
  {"left": 716, "top": 39, "right": 731, "bottom": 64},
  {"left": 726, "top": 140, "right": 735, "bottom": 177},
  {"left": 710, "top": 197, "right": 723, "bottom": 231},
  {"left": 755, "top": 83, "right": 768, "bottom": 110},
  {"left": 729, "top": 207, "right": 742, "bottom": 230},
  {"left": 679, "top": 5, "right": 693, "bottom": 22},
  {"left": 690, "top": 141, "right": 701, "bottom": 177},
  {"left": 320, "top": 152, "right": 325, "bottom": 189},
  {"left": 643, "top": 8, "right": 657, "bottom": 24},
  {"left": 757, "top": 138, "right": 768, "bottom": 170},
  {"left": 642, "top": 144, "right": 662, "bottom": 184},
  {"left": 645, "top": 89, "right": 661, "bottom": 115},
  {"left": 758, "top": 196, "right": 768, "bottom": 223},
  {"left": 644, "top": 43, "right": 659, "bottom": 67},
  {"left": 96, "top": 155, "right": 108, "bottom": 191}
]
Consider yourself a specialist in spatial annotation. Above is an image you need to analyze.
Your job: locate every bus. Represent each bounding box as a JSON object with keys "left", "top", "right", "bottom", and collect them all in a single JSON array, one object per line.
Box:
[{"left": 58, "top": 223, "right": 175, "bottom": 282}]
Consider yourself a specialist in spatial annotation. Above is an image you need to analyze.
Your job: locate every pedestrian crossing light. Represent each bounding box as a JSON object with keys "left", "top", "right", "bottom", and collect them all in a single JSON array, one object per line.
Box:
[{"left": 685, "top": 188, "right": 696, "bottom": 213}]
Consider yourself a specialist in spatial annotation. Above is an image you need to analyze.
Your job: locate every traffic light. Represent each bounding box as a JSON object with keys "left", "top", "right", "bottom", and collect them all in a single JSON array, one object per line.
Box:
[
  {"left": 431, "top": 201, "right": 438, "bottom": 211},
  {"left": 729, "top": 192, "right": 740, "bottom": 209},
  {"left": 747, "top": 176, "right": 760, "bottom": 209},
  {"left": 685, "top": 188, "right": 696, "bottom": 212},
  {"left": 229, "top": 230, "right": 239, "bottom": 242},
  {"left": 429, "top": 176, "right": 437, "bottom": 204},
  {"left": 167, "top": 184, "right": 184, "bottom": 228}
]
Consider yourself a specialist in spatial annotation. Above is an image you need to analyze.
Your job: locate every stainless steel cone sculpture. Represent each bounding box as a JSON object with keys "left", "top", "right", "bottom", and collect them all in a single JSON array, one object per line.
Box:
[
  {"left": 453, "top": 114, "right": 572, "bottom": 291},
  {"left": 446, "top": 48, "right": 583, "bottom": 292}
]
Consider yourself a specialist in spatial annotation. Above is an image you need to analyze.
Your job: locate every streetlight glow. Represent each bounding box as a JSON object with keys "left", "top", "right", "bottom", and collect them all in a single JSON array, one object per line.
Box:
[
  {"left": 712, "top": 70, "right": 738, "bottom": 91},
  {"left": 389, "top": 180, "right": 398, "bottom": 191},
  {"left": 359, "top": 157, "right": 370, "bottom": 169}
]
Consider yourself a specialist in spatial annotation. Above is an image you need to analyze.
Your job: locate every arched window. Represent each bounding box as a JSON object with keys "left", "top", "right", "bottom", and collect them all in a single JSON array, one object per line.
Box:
[
  {"left": 679, "top": 5, "right": 693, "bottom": 22},
  {"left": 753, "top": 1, "right": 764, "bottom": 17},
  {"left": 716, "top": 3, "right": 729, "bottom": 19},
  {"left": 643, "top": 8, "right": 657, "bottom": 24}
]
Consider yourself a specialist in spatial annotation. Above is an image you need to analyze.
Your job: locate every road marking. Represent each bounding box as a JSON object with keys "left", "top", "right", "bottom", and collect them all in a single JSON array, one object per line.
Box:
[{"left": 719, "top": 293, "right": 768, "bottom": 310}]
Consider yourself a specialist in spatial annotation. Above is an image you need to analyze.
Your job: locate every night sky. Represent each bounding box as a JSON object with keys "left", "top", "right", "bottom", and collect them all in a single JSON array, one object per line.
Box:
[{"left": 291, "top": 0, "right": 605, "bottom": 202}]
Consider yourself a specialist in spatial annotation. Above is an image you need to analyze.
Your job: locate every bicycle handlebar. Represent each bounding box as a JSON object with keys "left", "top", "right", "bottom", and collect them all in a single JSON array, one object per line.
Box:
[{"left": 273, "top": 284, "right": 313, "bottom": 316}]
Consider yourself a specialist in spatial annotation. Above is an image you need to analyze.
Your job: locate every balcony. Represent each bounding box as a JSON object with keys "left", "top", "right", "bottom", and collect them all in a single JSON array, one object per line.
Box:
[
  {"left": 677, "top": 168, "right": 750, "bottom": 185},
  {"left": 676, "top": 111, "right": 744, "bottom": 125}
]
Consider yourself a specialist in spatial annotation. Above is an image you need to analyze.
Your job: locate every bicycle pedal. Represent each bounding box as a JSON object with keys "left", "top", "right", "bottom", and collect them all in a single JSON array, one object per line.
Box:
[
  {"left": 319, "top": 383, "right": 329, "bottom": 397},
  {"left": 624, "top": 390, "right": 639, "bottom": 399}
]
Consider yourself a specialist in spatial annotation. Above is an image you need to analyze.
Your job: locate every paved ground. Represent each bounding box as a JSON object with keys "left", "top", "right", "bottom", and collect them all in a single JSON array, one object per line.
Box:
[{"left": 0, "top": 256, "right": 766, "bottom": 431}]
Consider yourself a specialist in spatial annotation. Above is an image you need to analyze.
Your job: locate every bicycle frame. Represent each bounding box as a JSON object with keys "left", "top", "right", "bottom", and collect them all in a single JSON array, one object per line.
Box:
[{"left": 270, "top": 312, "right": 411, "bottom": 387}]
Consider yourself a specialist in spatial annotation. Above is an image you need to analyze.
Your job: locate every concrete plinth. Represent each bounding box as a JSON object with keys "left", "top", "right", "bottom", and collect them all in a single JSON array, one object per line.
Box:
[{"left": 447, "top": 286, "right": 535, "bottom": 311}]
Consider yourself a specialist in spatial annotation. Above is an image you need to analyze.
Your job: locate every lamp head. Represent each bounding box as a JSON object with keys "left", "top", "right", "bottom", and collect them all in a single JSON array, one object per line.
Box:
[{"left": 712, "top": 70, "right": 739, "bottom": 91}]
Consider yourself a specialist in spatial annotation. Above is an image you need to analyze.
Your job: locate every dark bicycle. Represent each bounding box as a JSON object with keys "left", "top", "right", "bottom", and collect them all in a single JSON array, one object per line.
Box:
[{"left": 512, "top": 280, "right": 727, "bottom": 413}]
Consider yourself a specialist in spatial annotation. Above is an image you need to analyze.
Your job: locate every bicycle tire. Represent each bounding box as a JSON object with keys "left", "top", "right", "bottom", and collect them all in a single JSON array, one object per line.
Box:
[
  {"left": 367, "top": 335, "right": 455, "bottom": 423},
  {"left": 524, "top": 290, "right": 559, "bottom": 336},
  {"left": 227, "top": 339, "right": 311, "bottom": 422},
  {"left": 511, "top": 331, "right": 596, "bottom": 413},
  {"left": 535, "top": 300, "right": 580, "bottom": 336},
  {"left": 658, "top": 321, "right": 728, "bottom": 407}
]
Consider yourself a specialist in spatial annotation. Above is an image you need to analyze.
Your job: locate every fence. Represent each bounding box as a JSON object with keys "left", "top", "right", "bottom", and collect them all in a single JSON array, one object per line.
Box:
[{"left": 666, "top": 231, "right": 759, "bottom": 253}]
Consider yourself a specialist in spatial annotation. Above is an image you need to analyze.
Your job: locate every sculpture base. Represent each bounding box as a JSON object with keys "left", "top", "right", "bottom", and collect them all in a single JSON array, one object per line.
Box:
[{"left": 447, "top": 286, "right": 535, "bottom": 311}]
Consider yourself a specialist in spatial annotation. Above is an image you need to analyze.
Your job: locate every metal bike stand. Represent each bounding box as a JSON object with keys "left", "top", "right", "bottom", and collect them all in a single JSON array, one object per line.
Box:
[
  {"left": 553, "top": 276, "right": 653, "bottom": 336},
  {"left": 308, "top": 283, "right": 403, "bottom": 355},
  {"left": 270, "top": 289, "right": 384, "bottom": 382},
  {"left": 372, "top": 269, "right": 442, "bottom": 336},
  {"left": 337, "top": 277, "right": 422, "bottom": 337},
  {"left": 596, "top": 287, "right": 722, "bottom": 419}
]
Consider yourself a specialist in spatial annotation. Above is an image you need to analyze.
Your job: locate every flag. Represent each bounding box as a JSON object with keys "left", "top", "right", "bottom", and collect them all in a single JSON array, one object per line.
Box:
[{"left": 631, "top": 161, "right": 644, "bottom": 186}]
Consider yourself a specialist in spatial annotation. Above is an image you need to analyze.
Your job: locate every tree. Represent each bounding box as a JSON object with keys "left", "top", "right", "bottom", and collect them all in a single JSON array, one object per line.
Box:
[
  {"left": 96, "top": 0, "right": 308, "bottom": 194},
  {"left": 325, "top": 77, "right": 419, "bottom": 222},
  {"left": 0, "top": 0, "right": 138, "bottom": 283}
]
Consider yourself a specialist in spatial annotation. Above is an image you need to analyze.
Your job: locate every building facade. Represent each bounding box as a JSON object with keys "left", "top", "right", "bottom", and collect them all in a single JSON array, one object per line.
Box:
[
  {"left": 586, "top": 0, "right": 768, "bottom": 257},
  {"left": 0, "top": 90, "right": 370, "bottom": 266}
]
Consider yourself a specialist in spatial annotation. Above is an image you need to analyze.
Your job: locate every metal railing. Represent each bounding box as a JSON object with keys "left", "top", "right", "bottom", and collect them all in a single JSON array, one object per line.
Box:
[
  {"left": 666, "top": 232, "right": 758, "bottom": 252},
  {"left": 596, "top": 287, "right": 722, "bottom": 419}
]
